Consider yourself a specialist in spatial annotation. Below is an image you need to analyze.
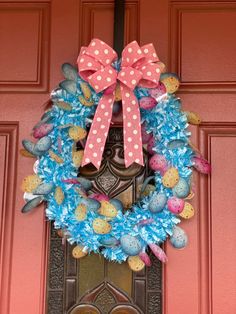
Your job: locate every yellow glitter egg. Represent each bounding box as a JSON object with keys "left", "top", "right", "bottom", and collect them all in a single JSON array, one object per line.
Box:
[
  {"left": 99, "top": 201, "right": 118, "bottom": 218},
  {"left": 54, "top": 186, "right": 64, "bottom": 205},
  {"left": 80, "top": 82, "right": 92, "bottom": 100},
  {"left": 185, "top": 190, "right": 195, "bottom": 200},
  {"left": 49, "top": 150, "right": 64, "bottom": 164},
  {"left": 179, "top": 202, "right": 195, "bottom": 219},
  {"left": 161, "top": 73, "right": 180, "bottom": 94},
  {"left": 56, "top": 101, "right": 72, "bottom": 111},
  {"left": 72, "top": 150, "right": 84, "bottom": 167},
  {"left": 115, "top": 84, "right": 122, "bottom": 101},
  {"left": 162, "top": 167, "right": 179, "bottom": 188},
  {"left": 78, "top": 95, "right": 94, "bottom": 107},
  {"left": 20, "top": 148, "right": 35, "bottom": 158},
  {"left": 75, "top": 204, "right": 87, "bottom": 221},
  {"left": 72, "top": 245, "right": 88, "bottom": 259},
  {"left": 69, "top": 126, "right": 87, "bottom": 141},
  {"left": 127, "top": 255, "right": 145, "bottom": 272},
  {"left": 137, "top": 184, "right": 156, "bottom": 197},
  {"left": 185, "top": 111, "right": 201, "bottom": 125},
  {"left": 21, "top": 174, "right": 42, "bottom": 193},
  {"left": 92, "top": 218, "right": 112, "bottom": 234}
]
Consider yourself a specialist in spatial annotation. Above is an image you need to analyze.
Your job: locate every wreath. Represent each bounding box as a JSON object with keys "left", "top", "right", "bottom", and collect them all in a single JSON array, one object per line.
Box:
[{"left": 20, "top": 39, "right": 210, "bottom": 271}]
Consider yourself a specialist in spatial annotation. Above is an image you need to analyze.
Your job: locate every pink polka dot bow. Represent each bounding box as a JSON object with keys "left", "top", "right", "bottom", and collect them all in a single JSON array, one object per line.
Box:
[{"left": 77, "top": 38, "right": 161, "bottom": 169}]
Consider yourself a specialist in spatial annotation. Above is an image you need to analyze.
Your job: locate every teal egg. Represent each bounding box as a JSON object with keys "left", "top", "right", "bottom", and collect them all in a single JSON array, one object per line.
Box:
[
  {"left": 110, "top": 199, "right": 124, "bottom": 211},
  {"left": 99, "top": 236, "right": 119, "bottom": 247},
  {"left": 22, "top": 140, "right": 37, "bottom": 156},
  {"left": 167, "top": 139, "right": 186, "bottom": 150},
  {"left": 77, "top": 177, "right": 93, "bottom": 191},
  {"left": 21, "top": 196, "right": 44, "bottom": 213},
  {"left": 61, "top": 63, "right": 78, "bottom": 81},
  {"left": 59, "top": 79, "right": 77, "bottom": 95},
  {"left": 149, "top": 193, "right": 167, "bottom": 213},
  {"left": 82, "top": 198, "right": 100, "bottom": 212},
  {"left": 34, "top": 136, "right": 52, "bottom": 153},
  {"left": 172, "top": 177, "right": 190, "bottom": 198},
  {"left": 170, "top": 226, "right": 188, "bottom": 249},
  {"left": 120, "top": 235, "right": 142, "bottom": 256},
  {"left": 33, "top": 182, "right": 55, "bottom": 195}
]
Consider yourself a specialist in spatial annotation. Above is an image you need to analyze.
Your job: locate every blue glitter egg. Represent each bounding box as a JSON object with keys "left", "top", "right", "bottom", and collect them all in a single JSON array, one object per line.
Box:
[
  {"left": 170, "top": 226, "right": 188, "bottom": 249},
  {"left": 149, "top": 193, "right": 167, "bottom": 213},
  {"left": 110, "top": 199, "right": 124, "bottom": 211},
  {"left": 172, "top": 177, "right": 190, "bottom": 198},
  {"left": 33, "top": 182, "right": 55, "bottom": 195},
  {"left": 82, "top": 198, "right": 101, "bottom": 212},
  {"left": 34, "top": 136, "right": 52, "bottom": 154},
  {"left": 120, "top": 235, "right": 142, "bottom": 256},
  {"left": 99, "top": 236, "right": 119, "bottom": 247}
]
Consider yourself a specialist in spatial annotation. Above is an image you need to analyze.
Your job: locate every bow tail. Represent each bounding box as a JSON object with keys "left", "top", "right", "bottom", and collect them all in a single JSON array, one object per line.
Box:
[
  {"left": 120, "top": 85, "right": 144, "bottom": 168},
  {"left": 82, "top": 93, "right": 115, "bottom": 169}
]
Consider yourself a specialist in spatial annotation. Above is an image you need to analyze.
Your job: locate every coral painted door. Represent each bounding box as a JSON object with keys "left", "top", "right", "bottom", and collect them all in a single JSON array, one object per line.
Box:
[{"left": 0, "top": 0, "right": 236, "bottom": 314}]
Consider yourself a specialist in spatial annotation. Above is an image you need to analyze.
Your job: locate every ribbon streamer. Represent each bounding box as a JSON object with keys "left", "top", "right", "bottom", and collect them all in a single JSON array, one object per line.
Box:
[{"left": 77, "top": 38, "right": 161, "bottom": 169}]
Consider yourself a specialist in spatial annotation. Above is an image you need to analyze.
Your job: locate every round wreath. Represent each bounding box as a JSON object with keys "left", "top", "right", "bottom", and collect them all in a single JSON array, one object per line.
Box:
[{"left": 20, "top": 39, "right": 210, "bottom": 271}]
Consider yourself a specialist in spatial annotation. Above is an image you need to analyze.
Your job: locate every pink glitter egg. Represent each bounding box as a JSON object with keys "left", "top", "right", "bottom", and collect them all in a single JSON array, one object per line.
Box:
[
  {"left": 167, "top": 197, "right": 185, "bottom": 214},
  {"left": 149, "top": 154, "right": 168, "bottom": 171}
]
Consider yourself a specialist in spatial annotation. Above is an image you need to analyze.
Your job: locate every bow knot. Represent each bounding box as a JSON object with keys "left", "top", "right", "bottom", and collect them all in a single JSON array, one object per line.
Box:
[{"left": 77, "top": 38, "right": 161, "bottom": 169}]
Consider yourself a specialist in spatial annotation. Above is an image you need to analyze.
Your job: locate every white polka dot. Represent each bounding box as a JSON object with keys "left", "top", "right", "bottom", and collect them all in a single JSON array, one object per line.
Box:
[
  {"left": 89, "top": 144, "right": 93, "bottom": 148},
  {"left": 135, "top": 159, "right": 140, "bottom": 163},
  {"left": 93, "top": 152, "right": 97, "bottom": 157},
  {"left": 123, "top": 80, "right": 127, "bottom": 84},
  {"left": 133, "top": 130, "right": 138, "bottom": 134},
  {"left": 134, "top": 144, "right": 139, "bottom": 149},
  {"left": 101, "top": 41, "right": 105, "bottom": 45},
  {"left": 142, "top": 66, "right": 146, "bottom": 70},
  {"left": 101, "top": 125, "right": 105, "bottom": 129},
  {"left": 95, "top": 85, "right": 99, "bottom": 90},
  {"left": 91, "top": 42, "right": 96, "bottom": 46},
  {"left": 106, "top": 59, "right": 110, "bottom": 64},
  {"left": 97, "top": 75, "right": 102, "bottom": 81},
  {"left": 104, "top": 112, "right": 109, "bottom": 116},
  {"left": 156, "top": 68, "right": 160, "bottom": 73},
  {"left": 109, "top": 69, "right": 113, "bottom": 74},
  {"left": 130, "top": 70, "right": 134, "bottom": 75},
  {"left": 94, "top": 50, "right": 99, "bottom": 55},
  {"left": 147, "top": 71, "right": 152, "bottom": 76},
  {"left": 128, "top": 137, "right": 132, "bottom": 142},
  {"left": 124, "top": 130, "right": 126, "bottom": 134},
  {"left": 88, "top": 62, "right": 92, "bottom": 67},
  {"left": 121, "top": 72, "right": 125, "bottom": 77},
  {"left": 125, "top": 93, "right": 130, "bottom": 98},
  {"left": 153, "top": 52, "right": 157, "bottom": 58},
  {"left": 85, "top": 158, "right": 90, "bottom": 163},
  {"left": 132, "top": 100, "right": 136, "bottom": 105},
  {"left": 108, "top": 99, "right": 112, "bottom": 103},
  {"left": 131, "top": 79, "right": 136, "bottom": 85},
  {"left": 104, "top": 132, "right": 108, "bottom": 137},
  {"left": 144, "top": 48, "right": 149, "bottom": 54},
  {"left": 137, "top": 49, "right": 142, "bottom": 54},
  {"left": 101, "top": 104, "right": 105, "bottom": 109},
  {"left": 127, "top": 122, "right": 132, "bottom": 127},
  {"left": 133, "top": 115, "right": 137, "bottom": 120},
  {"left": 101, "top": 147, "right": 103, "bottom": 151},
  {"left": 97, "top": 117, "right": 102, "bottom": 122},
  {"left": 128, "top": 48, "right": 132, "bottom": 53},
  {"left": 97, "top": 138, "right": 101, "bottom": 143},
  {"left": 104, "top": 49, "right": 109, "bottom": 54},
  {"left": 92, "top": 130, "right": 97, "bottom": 134},
  {"left": 106, "top": 77, "right": 111, "bottom": 82},
  {"left": 80, "top": 58, "right": 84, "bottom": 63},
  {"left": 126, "top": 57, "right": 130, "bottom": 62},
  {"left": 134, "top": 58, "right": 137, "bottom": 62},
  {"left": 127, "top": 107, "right": 131, "bottom": 112},
  {"left": 128, "top": 152, "right": 133, "bottom": 157}
]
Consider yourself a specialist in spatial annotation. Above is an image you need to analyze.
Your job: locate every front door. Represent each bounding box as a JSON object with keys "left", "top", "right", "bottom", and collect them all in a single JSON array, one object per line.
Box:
[{"left": 0, "top": 1, "right": 236, "bottom": 313}]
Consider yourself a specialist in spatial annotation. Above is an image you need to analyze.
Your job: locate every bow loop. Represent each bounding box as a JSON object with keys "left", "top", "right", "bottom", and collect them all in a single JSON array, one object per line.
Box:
[
  {"left": 88, "top": 65, "right": 117, "bottom": 93},
  {"left": 86, "top": 38, "right": 117, "bottom": 66},
  {"left": 121, "top": 41, "right": 145, "bottom": 67}
]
